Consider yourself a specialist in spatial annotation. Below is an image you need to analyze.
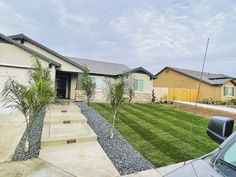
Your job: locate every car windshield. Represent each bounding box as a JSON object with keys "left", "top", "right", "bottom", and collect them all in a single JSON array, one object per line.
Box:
[
  {"left": 215, "top": 135, "right": 236, "bottom": 176},
  {"left": 222, "top": 142, "right": 236, "bottom": 167}
]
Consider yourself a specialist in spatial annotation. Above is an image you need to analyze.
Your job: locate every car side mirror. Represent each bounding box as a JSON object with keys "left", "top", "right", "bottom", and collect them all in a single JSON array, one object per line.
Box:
[{"left": 206, "top": 116, "right": 234, "bottom": 144}]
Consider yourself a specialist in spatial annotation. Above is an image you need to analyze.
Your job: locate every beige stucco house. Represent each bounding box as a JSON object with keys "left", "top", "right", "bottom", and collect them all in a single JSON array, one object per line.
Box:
[
  {"left": 69, "top": 58, "right": 154, "bottom": 102},
  {"left": 0, "top": 33, "right": 154, "bottom": 103},
  {"left": 153, "top": 66, "right": 236, "bottom": 102}
]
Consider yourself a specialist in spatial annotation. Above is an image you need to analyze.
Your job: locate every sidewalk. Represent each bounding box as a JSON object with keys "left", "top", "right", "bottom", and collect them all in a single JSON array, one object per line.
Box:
[{"left": 175, "top": 101, "right": 236, "bottom": 114}]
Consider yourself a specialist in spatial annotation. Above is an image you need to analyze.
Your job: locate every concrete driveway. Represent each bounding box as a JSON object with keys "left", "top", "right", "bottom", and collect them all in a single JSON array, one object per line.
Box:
[{"left": 0, "top": 105, "right": 25, "bottom": 162}]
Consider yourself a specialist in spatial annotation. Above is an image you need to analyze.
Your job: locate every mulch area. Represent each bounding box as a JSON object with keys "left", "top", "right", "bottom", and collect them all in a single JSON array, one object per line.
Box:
[{"left": 163, "top": 103, "right": 236, "bottom": 124}]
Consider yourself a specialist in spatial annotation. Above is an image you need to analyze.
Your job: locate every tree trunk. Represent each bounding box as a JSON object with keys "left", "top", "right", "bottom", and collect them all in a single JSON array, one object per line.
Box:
[
  {"left": 87, "top": 97, "right": 90, "bottom": 106},
  {"left": 109, "top": 111, "right": 117, "bottom": 139},
  {"left": 25, "top": 110, "right": 34, "bottom": 153},
  {"left": 24, "top": 121, "right": 30, "bottom": 152}
]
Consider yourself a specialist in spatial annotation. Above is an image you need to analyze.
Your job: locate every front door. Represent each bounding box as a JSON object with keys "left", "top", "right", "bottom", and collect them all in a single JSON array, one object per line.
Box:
[{"left": 56, "top": 76, "right": 68, "bottom": 98}]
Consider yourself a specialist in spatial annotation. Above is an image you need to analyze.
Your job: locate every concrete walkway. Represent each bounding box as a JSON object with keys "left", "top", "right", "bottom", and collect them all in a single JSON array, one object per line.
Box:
[
  {"left": 175, "top": 101, "right": 236, "bottom": 114},
  {"left": 40, "top": 100, "right": 120, "bottom": 177}
]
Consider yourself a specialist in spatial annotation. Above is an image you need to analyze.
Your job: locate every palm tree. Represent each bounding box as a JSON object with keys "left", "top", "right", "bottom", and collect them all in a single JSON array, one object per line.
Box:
[
  {"left": 1, "top": 58, "right": 54, "bottom": 152},
  {"left": 105, "top": 74, "right": 134, "bottom": 139}
]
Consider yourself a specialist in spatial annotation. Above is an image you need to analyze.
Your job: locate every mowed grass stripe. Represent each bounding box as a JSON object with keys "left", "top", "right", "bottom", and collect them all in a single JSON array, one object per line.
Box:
[
  {"left": 131, "top": 104, "right": 216, "bottom": 144},
  {"left": 97, "top": 103, "right": 188, "bottom": 162},
  {"left": 91, "top": 103, "right": 175, "bottom": 165},
  {"left": 118, "top": 107, "right": 205, "bottom": 160},
  {"left": 126, "top": 104, "right": 216, "bottom": 147},
  {"left": 137, "top": 103, "right": 207, "bottom": 126},
  {"left": 133, "top": 104, "right": 207, "bottom": 129},
  {"left": 122, "top": 104, "right": 214, "bottom": 153}
]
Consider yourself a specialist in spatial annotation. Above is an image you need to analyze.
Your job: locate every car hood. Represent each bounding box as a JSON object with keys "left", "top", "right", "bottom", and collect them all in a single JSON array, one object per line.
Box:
[{"left": 165, "top": 159, "right": 222, "bottom": 177}]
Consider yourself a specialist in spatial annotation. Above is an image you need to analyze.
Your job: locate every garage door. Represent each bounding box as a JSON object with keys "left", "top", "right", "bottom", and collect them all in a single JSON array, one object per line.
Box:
[{"left": 0, "top": 66, "right": 29, "bottom": 94}]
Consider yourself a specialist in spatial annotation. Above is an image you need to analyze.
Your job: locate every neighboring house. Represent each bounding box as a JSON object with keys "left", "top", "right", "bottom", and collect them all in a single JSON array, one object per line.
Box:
[
  {"left": 0, "top": 33, "right": 154, "bottom": 103},
  {"left": 153, "top": 66, "right": 236, "bottom": 102},
  {"left": 69, "top": 57, "right": 154, "bottom": 102}
]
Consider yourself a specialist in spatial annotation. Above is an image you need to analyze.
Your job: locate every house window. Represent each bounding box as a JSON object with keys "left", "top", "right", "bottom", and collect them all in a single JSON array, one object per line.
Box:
[
  {"left": 134, "top": 79, "right": 144, "bottom": 91},
  {"left": 91, "top": 76, "right": 104, "bottom": 91},
  {"left": 224, "top": 87, "right": 234, "bottom": 97}
]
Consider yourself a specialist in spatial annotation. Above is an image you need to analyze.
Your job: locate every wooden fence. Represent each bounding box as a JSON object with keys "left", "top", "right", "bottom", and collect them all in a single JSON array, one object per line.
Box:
[{"left": 168, "top": 88, "right": 198, "bottom": 102}]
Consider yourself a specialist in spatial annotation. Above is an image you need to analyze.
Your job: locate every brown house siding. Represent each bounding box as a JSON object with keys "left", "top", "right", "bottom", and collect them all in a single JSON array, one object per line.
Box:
[{"left": 153, "top": 69, "right": 223, "bottom": 101}]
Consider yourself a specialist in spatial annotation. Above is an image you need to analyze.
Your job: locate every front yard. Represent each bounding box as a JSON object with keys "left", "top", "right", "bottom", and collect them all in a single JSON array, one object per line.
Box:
[{"left": 91, "top": 103, "right": 219, "bottom": 167}]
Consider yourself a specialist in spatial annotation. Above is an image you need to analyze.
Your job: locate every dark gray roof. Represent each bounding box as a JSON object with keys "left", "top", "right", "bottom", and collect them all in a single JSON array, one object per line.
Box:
[
  {"left": 68, "top": 57, "right": 131, "bottom": 76},
  {"left": 8, "top": 33, "right": 85, "bottom": 70},
  {"left": 68, "top": 57, "right": 155, "bottom": 78},
  {"left": 0, "top": 33, "right": 61, "bottom": 67},
  {"left": 157, "top": 66, "right": 236, "bottom": 86}
]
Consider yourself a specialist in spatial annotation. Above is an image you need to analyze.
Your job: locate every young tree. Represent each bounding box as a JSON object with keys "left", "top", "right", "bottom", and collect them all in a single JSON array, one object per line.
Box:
[
  {"left": 80, "top": 66, "right": 95, "bottom": 106},
  {"left": 1, "top": 58, "right": 54, "bottom": 152},
  {"left": 128, "top": 87, "right": 135, "bottom": 103},
  {"left": 105, "top": 74, "right": 134, "bottom": 139},
  {"left": 151, "top": 89, "right": 156, "bottom": 104}
]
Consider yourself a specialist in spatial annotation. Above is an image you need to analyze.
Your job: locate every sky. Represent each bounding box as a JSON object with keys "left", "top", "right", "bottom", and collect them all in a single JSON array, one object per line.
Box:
[{"left": 1, "top": 0, "right": 236, "bottom": 75}]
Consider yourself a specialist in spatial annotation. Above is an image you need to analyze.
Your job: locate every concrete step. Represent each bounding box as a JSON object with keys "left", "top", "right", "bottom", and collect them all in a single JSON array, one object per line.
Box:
[
  {"left": 44, "top": 112, "right": 87, "bottom": 124},
  {"left": 41, "top": 135, "right": 97, "bottom": 148},
  {"left": 48, "top": 105, "right": 81, "bottom": 113},
  {"left": 41, "top": 123, "right": 97, "bottom": 148}
]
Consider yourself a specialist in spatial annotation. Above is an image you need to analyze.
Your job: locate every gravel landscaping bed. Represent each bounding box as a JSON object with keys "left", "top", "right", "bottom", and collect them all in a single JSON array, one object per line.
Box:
[
  {"left": 76, "top": 102, "right": 154, "bottom": 175},
  {"left": 12, "top": 110, "right": 46, "bottom": 161}
]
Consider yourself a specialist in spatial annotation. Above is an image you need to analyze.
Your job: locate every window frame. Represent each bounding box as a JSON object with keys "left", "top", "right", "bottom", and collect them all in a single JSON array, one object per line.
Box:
[
  {"left": 224, "top": 86, "right": 234, "bottom": 97},
  {"left": 90, "top": 76, "right": 104, "bottom": 91},
  {"left": 134, "top": 79, "right": 144, "bottom": 92}
]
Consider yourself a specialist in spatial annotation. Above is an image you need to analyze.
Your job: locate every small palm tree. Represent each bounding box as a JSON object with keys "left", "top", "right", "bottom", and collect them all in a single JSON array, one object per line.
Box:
[
  {"left": 1, "top": 58, "right": 54, "bottom": 152},
  {"left": 81, "top": 66, "right": 95, "bottom": 106},
  {"left": 105, "top": 74, "right": 134, "bottom": 139}
]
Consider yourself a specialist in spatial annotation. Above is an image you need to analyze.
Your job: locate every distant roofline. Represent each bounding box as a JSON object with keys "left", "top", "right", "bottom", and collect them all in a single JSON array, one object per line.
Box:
[
  {"left": 8, "top": 33, "right": 85, "bottom": 71},
  {"left": 155, "top": 66, "right": 236, "bottom": 86},
  {"left": 124, "top": 67, "right": 155, "bottom": 79},
  {"left": 0, "top": 33, "right": 61, "bottom": 67}
]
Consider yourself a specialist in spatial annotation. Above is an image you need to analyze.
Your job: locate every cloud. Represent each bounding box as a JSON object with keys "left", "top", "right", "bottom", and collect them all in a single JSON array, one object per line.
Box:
[
  {"left": 0, "top": 1, "right": 39, "bottom": 35},
  {"left": 110, "top": 1, "right": 236, "bottom": 63},
  {"left": 49, "top": 0, "right": 97, "bottom": 35},
  {"left": 110, "top": 8, "right": 192, "bottom": 59}
]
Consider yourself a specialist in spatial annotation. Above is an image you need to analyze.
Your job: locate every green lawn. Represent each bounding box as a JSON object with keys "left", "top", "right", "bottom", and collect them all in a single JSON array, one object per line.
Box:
[{"left": 91, "top": 103, "right": 219, "bottom": 167}]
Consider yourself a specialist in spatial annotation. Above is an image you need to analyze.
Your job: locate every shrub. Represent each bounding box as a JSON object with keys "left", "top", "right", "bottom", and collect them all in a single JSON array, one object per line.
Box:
[{"left": 151, "top": 89, "right": 156, "bottom": 104}]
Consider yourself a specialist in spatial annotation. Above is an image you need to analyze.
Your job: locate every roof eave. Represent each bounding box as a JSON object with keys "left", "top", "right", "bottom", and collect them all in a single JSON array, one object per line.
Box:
[
  {"left": 0, "top": 33, "right": 61, "bottom": 67},
  {"left": 8, "top": 33, "right": 85, "bottom": 71},
  {"left": 123, "top": 67, "right": 155, "bottom": 80}
]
